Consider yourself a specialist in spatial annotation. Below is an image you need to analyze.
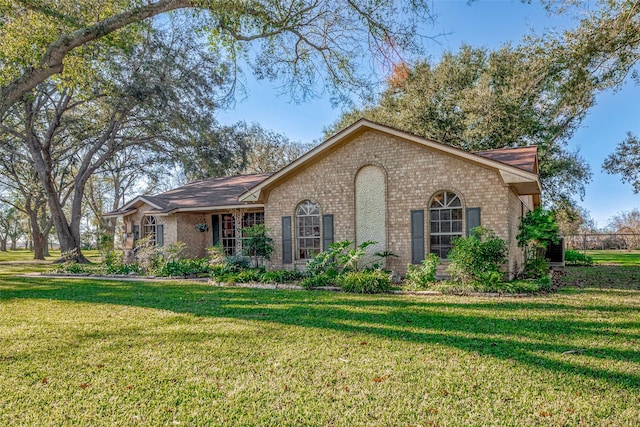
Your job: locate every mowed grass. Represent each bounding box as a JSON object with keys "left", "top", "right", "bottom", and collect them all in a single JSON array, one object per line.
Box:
[
  {"left": 585, "top": 249, "right": 640, "bottom": 266},
  {"left": 1, "top": 258, "right": 639, "bottom": 425},
  {"left": 0, "top": 249, "right": 101, "bottom": 275}
]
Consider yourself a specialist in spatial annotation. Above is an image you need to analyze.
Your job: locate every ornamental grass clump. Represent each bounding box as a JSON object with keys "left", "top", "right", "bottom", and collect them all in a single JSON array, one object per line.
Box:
[
  {"left": 336, "top": 270, "right": 391, "bottom": 294},
  {"left": 447, "top": 227, "right": 507, "bottom": 286}
]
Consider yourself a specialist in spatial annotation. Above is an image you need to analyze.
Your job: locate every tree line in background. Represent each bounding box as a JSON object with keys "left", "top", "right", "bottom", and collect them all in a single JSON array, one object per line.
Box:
[{"left": 1, "top": 1, "right": 639, "bottom": 260}]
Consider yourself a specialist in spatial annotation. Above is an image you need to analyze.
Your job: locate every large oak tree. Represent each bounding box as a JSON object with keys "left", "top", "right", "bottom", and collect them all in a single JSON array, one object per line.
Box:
[{"left": 0, "top": 0, "right": 432, "bottom": 117}]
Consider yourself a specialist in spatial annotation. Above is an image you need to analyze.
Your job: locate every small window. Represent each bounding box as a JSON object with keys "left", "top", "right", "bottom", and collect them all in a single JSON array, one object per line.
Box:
[
  {"left": 242, "top": 211, "right": 265, "bottom": 229},
  {"left": 296, "top": 200, "right": 321, "bottom": 260},
  {"left": 221, "top": 214, "right": 236, "bottom": 256},
  {"left": 142, "top": 216, "right": 157, "bottom": 245},
  {"left": 429, "top": 191, "right": 463, "bottom": 258}
]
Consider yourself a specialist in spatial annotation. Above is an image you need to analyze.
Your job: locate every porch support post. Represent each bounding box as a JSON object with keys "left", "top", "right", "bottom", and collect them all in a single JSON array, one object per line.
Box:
[{"left": 233, "top": 209, "right": 247, "bottom": 256}]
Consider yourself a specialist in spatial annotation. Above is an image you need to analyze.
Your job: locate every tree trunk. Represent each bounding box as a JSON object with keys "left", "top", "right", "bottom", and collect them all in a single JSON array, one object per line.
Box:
[
  {"left": 0, "top": 239, "right": 6, "bottom": 251},
  {"left": 28, "top": 210, "right": 45, "bottom": 260}
]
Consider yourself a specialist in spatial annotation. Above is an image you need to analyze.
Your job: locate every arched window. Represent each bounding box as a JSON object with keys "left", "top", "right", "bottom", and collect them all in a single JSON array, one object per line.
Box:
[
  {"left": 429, "top": 191, "right": 463, "bottom": 258},
  {"left": 296, "top": 200, "right": 321, "bottom": 260},
  {"left": 142, "top": 215, "right": 157, "bottom": 245}
]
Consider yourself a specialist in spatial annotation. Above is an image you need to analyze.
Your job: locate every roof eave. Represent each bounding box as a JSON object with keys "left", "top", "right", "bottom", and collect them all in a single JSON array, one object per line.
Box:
[{"left": 240, "top": 119, "right": 543, "bottom": 202}]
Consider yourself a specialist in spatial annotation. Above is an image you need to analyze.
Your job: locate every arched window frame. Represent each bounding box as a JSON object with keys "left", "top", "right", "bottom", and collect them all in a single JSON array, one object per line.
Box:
[
  {"left": 429, "top": 191, "right": 463, "bottom": 258},
  {"left": 142, "top": 215, "right": 157, "bottom": 245},
  {"left": 296, "top": 200, "right": 321, "bottom": 260}
]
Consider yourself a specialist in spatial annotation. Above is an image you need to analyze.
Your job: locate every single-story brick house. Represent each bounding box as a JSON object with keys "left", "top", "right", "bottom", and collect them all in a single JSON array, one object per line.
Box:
[{"left": 105, "top": 119, "right": 541, "bottom": 277}]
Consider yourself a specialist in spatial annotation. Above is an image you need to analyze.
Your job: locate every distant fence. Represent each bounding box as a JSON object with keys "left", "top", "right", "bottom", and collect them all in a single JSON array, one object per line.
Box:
[{"left": 564, "top": 234, "right": 640, "bottom": 251}]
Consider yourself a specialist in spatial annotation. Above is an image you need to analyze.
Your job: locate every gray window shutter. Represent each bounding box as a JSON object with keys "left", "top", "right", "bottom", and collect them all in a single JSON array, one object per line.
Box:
[
  {"left": 133, "top": 225, "right": 140, "bottom": 241},
  {"left": 156, "top": 224, "right": 164, "bottom": 247},
  {"left": 466, "top": 207, "right": 481, "bottom": 236},
  {"left": 282, "top": 216, "right": 292, "bottom": 264},
  {"left": 322, "top": 214, "right": 334, "bottom": 251},
  {"left": 212, "top": 215, "right": 220, "bottom": 245},
  {"left": 411, "top": 210, "right": 425, "bottom": 264}
]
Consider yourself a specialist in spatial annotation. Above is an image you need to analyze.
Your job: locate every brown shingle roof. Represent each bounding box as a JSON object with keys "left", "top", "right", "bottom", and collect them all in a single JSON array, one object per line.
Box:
[
  {"left": 104, "top": 173, "right": 271, "bottom": 216},
  {"left": 474, "top": 146, "right": 538, "bottom": 173},
  {"left": 149, "top": 173, "right": 271, "bottom": 211}
]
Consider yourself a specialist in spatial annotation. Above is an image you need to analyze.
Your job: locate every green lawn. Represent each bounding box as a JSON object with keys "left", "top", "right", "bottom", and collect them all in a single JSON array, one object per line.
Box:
[
  {"left": 1, "top": 257, "right": 639, "bottom": 426},
  {"left": 585, "top": 249, "right": 640, "bottom": 266}
]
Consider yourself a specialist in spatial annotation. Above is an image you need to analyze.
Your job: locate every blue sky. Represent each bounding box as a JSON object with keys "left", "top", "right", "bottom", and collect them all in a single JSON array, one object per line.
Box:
[{"left": 217, "top": 0, "right": 639, "bottom": 229}]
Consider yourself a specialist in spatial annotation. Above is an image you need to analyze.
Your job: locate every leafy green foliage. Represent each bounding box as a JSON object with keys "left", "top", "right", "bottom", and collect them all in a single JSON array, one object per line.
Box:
[
  {"left": 405, "top": 253, "right": 440, "bottom": 289},
  {"left": 259, "top": 269, "right": 304, "bottom": 284},
  {"left": 517, "top": 208, "right": 560, "bottom": 250},
  {"left": 565, "top": 250, "right": 594, "bottom": 266},
  {"left": 306, "top": 240, "right": 381, "bottom": 278},
  {"left": 242, "top": 224, "right": 274, "bottom": 268},
  {"left": 603, "top": 132, "right": 640, "bottom": 193},
  {"left": 517, "top": 208, "right": 559, "bottom": 278},
  {"left": 329, "top": 43, "right": 593, "bottom": 203},
  {"left": 447, "top": 227, "right": 507, "bottom": 285},
  {"left": 336, "top": 270, "right": 391, "bottom": 294},
  {"left": 157, "top": 258, "right": 212, "bottom": 278}
]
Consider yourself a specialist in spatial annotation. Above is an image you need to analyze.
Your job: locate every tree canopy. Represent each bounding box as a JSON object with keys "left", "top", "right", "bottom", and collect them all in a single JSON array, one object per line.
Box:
[
  {"left": 328, "top": 43, "right": 593, "bottom": 203},
  {"left": 0, "top": 0, "right": 433, "bottom": 117},
  {"left": 603, "top": 132, "right": 640, "bottom": 193}
]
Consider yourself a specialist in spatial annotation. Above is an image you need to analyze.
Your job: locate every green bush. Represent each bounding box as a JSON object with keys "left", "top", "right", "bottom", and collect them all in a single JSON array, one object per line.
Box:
[
  {"left": 337, "top": 270, "right": 391, "bottom": 294},
  {"left": 405, "top": 253, "right": 440, "bottom": 289},
  {"left": 55, "top": 262, "right": 95, "bottom": 274},
  {"left": 565, "top": 250, "right": 593, "bottom": 266},
  {"left": 226, "top": 255, "right": 250, "bottom": 271},
  {"left": 447, "top": 227, "right": 507, "bottom": 285},
  {"left": 259, "top": 269, "right": 304, "bottom": 284},
  {"left": 157, "top": 258, "right": 211, "bottom": 277},
  {"left": 229, "top": 268, "right": 264, "bottom": 283},
  {"left": 516, "top": 208, "right": 559, "bottom": 278},
  {"left": 242, "top": 224, "right": 274, "bottom": 268},
  {"left": 301, "top": 272, "right": 338, "bottom": 289},
  {"left": 523, "top": 257, "right": 549, "bottom": 279},
  {"left": 209, "top": 264, "right": 238, "bottom": 282},
  {"left": 104, "top": 263, "right": 142, "bottom": 275},
  {"left": 305, "top": 241, "right": 351, "bottom": 277}
]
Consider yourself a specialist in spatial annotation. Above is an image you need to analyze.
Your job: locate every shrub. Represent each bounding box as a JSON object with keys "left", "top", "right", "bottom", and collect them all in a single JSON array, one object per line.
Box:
[
  {"left": 242, "top": 224, "right": 274, "bottom": 268},
  {"left": 338, "top": 240, "right": 376, "bottom": 272},
  {"left": 229, "top": 268, "right": 265, "bottom": 283},
  {"left": 305, "top": 240, "right": 390, "bottom": 277},
  {"left": 104, "top": 263, "right": 142, "bottom": 275},
  {"left": 523, "top": 257, "right": 550, "bottom": 279},
  {"left": 301, "top": 272, "right": 338, "bottom": 289},
  {"left": 305, "top": 241, "right": 351, "bottom": 277},
  {"left": 405, "top": 253, "right": 439, "bottom": 289},
  {"left": 337, "top": 270, "right": 391, "bottom": 294},
  {"left": 206, "top": 245, "right": 226, "bottom": 266},
  {"left": 209, "top": 264, "right": 238, "bottom": 282},
  {"left": 55, "top": 262, "right": 95, "bottom": 274},
  {"left": 565, "top": 250, "right": 593, "bottom": 266},
  {"left": 134, "top": 236, "right": 163, "bottom": 274},
  {"left": 259, "top": 269, "right": 304, "bottom": 284},
  {"left": 226, "top": 255, "right": 250, "bottom": 271},
  {"left": 157, "top": 258, "right": 211, "bottom": 277},
  {"left": 99, "top": 248, "right": 142, "bottom": 275},
  {"left": 517, "top": 208, "right": 559, "bottom": 278},
  {"left": 447, "top": 227, "right": 507, "bottom": 285}
]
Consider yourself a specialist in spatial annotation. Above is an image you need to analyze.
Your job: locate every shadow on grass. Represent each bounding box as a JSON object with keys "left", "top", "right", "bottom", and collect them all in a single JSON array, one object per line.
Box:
[
  {"left": 1, "top": 275, "right": 639, "bottom": 390},
  {"left": 561, "top": 266, "right": 640, "bottom": 291}
]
